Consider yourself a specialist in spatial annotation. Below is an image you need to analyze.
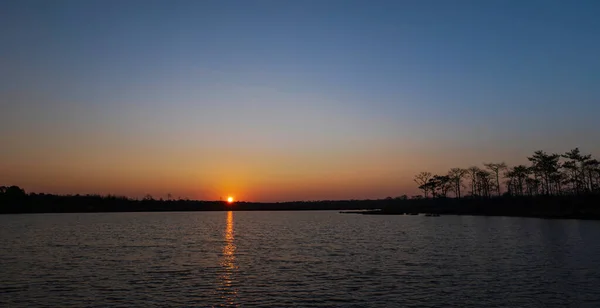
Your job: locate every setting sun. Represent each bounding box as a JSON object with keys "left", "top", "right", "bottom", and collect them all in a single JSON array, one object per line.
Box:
[{"left": 227, "top": 196, "right": 234, "bottom": 203}]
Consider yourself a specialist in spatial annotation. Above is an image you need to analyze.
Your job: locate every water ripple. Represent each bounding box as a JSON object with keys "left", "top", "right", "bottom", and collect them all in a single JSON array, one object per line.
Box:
[{"left": 1, "top": 212, "right": 600, "bottom": 307}]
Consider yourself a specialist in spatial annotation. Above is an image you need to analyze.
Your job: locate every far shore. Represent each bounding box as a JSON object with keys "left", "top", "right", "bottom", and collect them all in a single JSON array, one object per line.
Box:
[
  {"left": 343, "top": 210, "right": 600, "bottom": 220},
  {"left": 2, "top": 186, "right": 600, "bottom": 220}
]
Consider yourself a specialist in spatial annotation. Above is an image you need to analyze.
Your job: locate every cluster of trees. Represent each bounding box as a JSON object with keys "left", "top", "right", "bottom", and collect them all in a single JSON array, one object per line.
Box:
[
  {"left": 0, "top": 186, "right": 27, "bottom": 198},
  {"left": 414, "top": 148, "right": 600, "bottom": 198}
]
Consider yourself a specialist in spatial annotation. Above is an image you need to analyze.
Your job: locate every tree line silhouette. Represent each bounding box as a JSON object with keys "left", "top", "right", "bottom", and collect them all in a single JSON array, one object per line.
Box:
[
  {"left": 0, "top": 186, "right": 393, "bottom": 214},
  {"left": 358, "top": 147, "right": 600, "bottom": 219},
  {"left": 413, "top": 148, "right": 600, "bottom": 199},
  {"left": 2, "top": 147, "right": 599, "bottom": 218}
]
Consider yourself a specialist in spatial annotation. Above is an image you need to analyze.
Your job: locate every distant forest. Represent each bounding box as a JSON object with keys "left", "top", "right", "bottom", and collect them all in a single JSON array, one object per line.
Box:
[
  {"left": 412, "top": 148, "right": 600, "bottom": 199},
  {"left": 0, "top": 185, "right": 391, "bottom": 214},
  {"left": 2, "top": 147, "right": 600, "bottom": 217}
]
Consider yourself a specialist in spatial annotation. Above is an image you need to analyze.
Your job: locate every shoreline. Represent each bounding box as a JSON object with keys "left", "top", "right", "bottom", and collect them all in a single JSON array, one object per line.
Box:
[
  {"left": 2, "top": 188, "right": 600, "bottom": 220},
  {"left": 349, "top": 210, "right": 600, "bottom": 220}
]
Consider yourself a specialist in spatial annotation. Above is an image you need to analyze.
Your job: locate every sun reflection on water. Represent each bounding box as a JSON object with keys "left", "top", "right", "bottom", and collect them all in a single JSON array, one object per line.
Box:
[{"left": 219, "top": 211, "right": 237, "bottom": 305}]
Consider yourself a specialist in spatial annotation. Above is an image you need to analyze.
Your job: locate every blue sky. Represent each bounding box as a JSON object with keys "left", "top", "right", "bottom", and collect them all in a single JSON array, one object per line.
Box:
[{"left": 1, "top": 0, "right": 600, "bottom": 200}]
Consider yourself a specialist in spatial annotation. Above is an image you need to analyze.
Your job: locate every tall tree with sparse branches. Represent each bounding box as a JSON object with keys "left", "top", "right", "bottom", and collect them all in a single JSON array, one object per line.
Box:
[
  {"left": 448, "top": 168, "right": 467, "bottom": 198},
  {"left": 466, "top": 166, "right": 480, "bottom": 197},
  {"left": 484, "top": 162, "right": 507, "bottom": 196}
]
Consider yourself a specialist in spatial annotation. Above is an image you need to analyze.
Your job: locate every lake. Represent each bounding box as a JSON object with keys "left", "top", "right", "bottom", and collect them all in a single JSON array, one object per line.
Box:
[{"left": 1, "top": 211, "right": 600, "bottom": 307}]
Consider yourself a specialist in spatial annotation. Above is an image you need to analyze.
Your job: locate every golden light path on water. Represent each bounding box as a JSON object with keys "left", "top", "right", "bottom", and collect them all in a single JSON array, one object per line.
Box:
[{"left": 219, "top": 211, "right": 237, "bottom": 305}]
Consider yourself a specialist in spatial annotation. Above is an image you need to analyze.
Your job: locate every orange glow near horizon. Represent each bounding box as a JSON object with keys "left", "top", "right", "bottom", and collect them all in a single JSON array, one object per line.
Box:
[{"left": 227, "top": 196, "right": 234, "bottom": 203}]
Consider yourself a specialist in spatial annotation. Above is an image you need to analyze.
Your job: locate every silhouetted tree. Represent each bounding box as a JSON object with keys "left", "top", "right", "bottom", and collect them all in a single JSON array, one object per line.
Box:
[
  {"left": 3, "top": 186, "right": 26, "bottom": 197},
  {"left": 584, "top": 158, "right": 600, "bottom": 192},
  {"left": 505, "top": 165, "right": 530, "bottom": 196},
  {"left": 476, "top": 170, "right": 493, "bottom": 197},
  {"left": 484, "top": 162, "right": 507, "bottom": 196},
  {"left": 525, "top": 176, "right": 540, "bottom": 196},
  {"left": 466, "top": 166, "right": 480, "bottom": 197},
  {"left": 528, "top": 151, "right": 560, "bottom": 195},
  {"left": 448, "top": 168, "right": 467, "bottom": 198},
  {"left": 396, "top": 195, "right": 408, "bottom": 200},
  {"left": 592, "top": 161, "right": 600, "bottom": 191},
  {"left": 421, "top": 179, "right": 438, "bottom": 198},
  {"left": 432, "top": 175, "right": 452, "bottom": 198},
  {"left": 562, "top": 160, "right": 580, "bottom": 194},
  {"left": 414, "top": 172, "right": 432, "bottom": 198},
  {"left": 562, "top": 148, "right": 591, "bottom": 194}
]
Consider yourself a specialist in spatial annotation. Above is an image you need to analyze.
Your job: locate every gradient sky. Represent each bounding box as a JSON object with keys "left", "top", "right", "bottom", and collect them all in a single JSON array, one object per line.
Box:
[{"left": 2, "top": 0, "right": 600, "bottom": 201}]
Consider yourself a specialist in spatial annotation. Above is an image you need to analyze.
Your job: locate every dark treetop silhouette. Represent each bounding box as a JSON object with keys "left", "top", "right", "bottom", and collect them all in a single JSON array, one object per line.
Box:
[
  {"left": 369, "top": 147, "right": 600, "bottom": 219},
  {"left": 2, "top": 148, "right": 600, "bottom": 219},
  {"left": 0, "top": 186, "right": 391, "bottom": 214},
  {"left": 413, "top": 148, "right": 599, "bottom": 198}
]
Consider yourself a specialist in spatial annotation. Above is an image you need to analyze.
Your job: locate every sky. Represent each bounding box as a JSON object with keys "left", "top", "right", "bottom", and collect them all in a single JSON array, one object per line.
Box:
[{"left": 1, "top": 0, "right": 600, "bottom": 201}]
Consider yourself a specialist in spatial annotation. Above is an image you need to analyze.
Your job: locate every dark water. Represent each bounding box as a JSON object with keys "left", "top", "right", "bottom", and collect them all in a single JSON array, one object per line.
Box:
[{"left": 1, "top": 211, "right": 600, "bottom": 307}]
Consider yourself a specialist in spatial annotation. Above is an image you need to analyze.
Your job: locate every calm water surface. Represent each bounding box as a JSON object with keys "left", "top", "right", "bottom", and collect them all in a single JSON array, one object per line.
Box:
[{"left": 1, "top": 211, "right": 600, "bottom": 307}]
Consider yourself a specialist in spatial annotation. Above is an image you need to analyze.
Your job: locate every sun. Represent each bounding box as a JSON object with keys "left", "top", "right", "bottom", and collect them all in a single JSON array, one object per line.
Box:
[{"left": 227, "top": 196, "right": 234, "bottom": 203}]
